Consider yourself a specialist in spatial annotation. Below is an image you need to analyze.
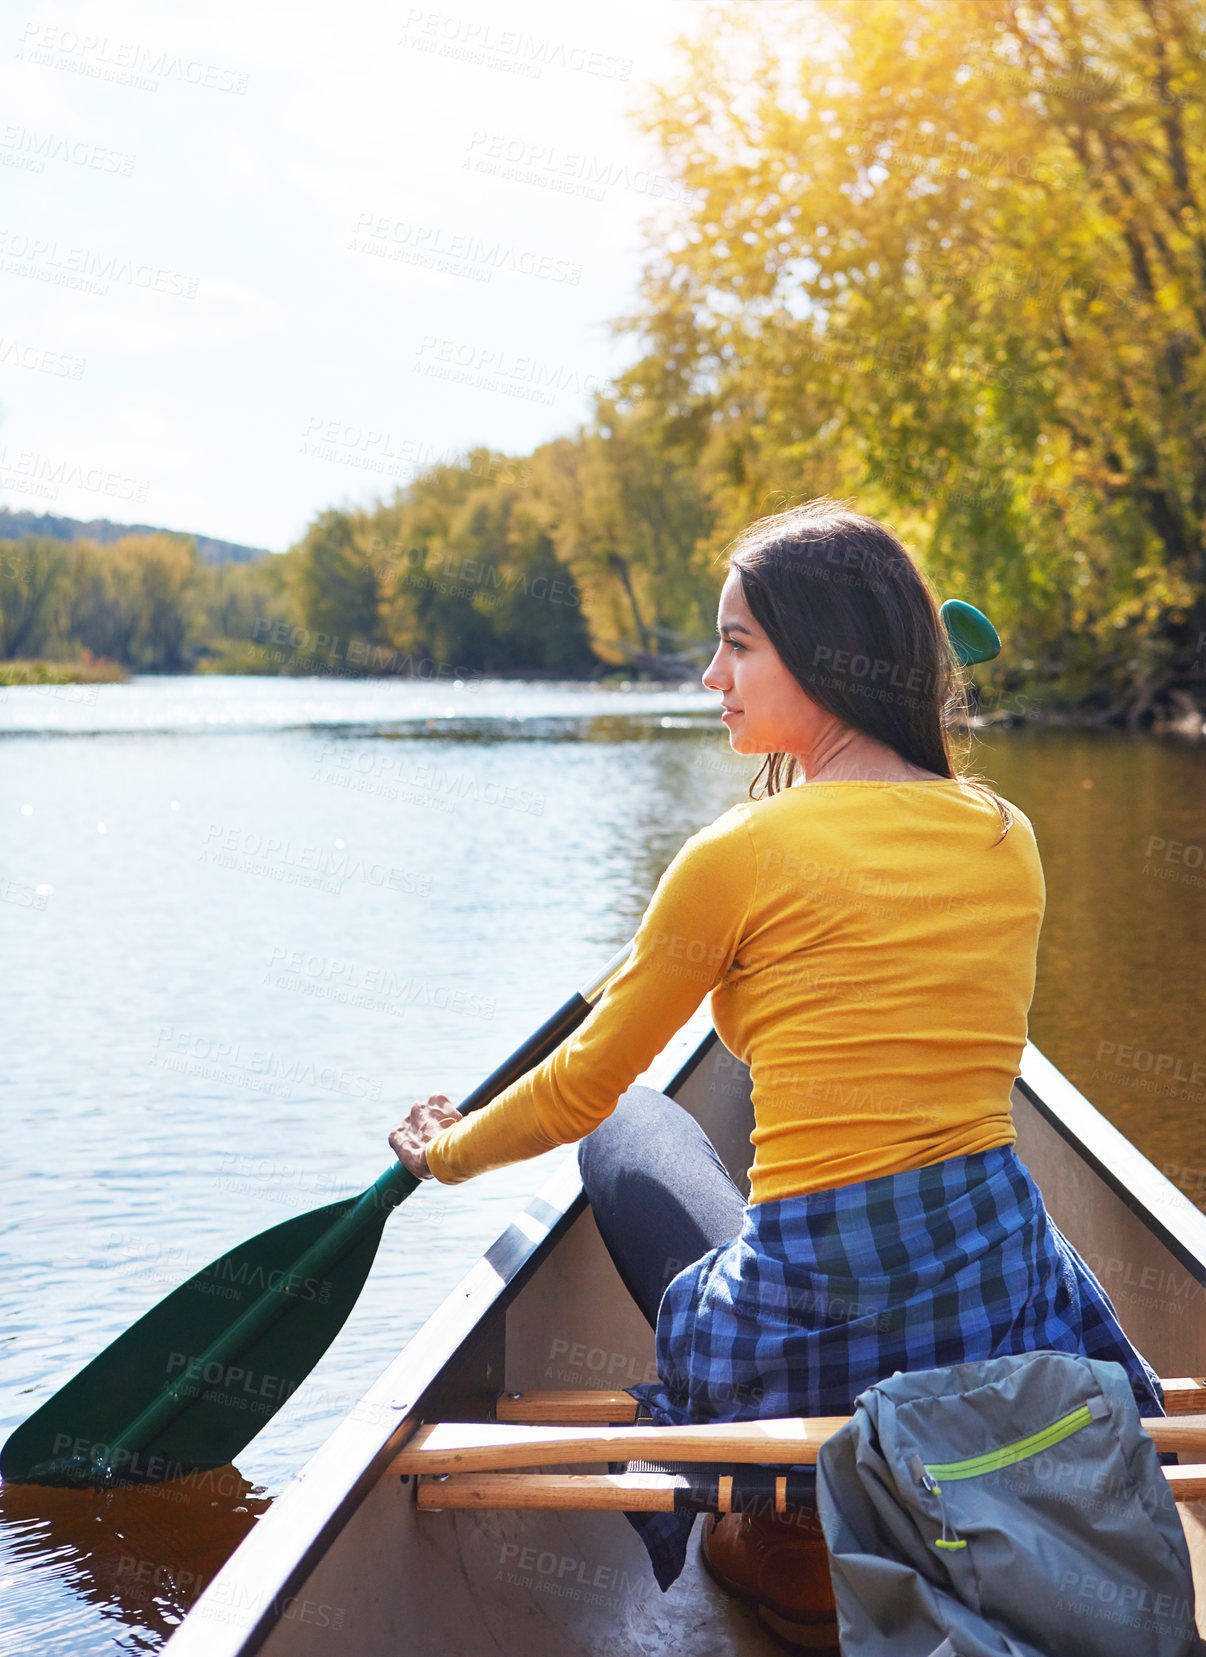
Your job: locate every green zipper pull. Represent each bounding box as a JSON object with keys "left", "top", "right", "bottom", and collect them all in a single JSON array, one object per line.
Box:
[{"left": 909, "top": 1454, "right": 967, "bottom": 1552}]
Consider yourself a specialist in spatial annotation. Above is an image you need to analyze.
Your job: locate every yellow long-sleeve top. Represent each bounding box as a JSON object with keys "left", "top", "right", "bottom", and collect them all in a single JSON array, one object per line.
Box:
[{"left": 427, "top": 779, "right": 1047, "bottom": 1203}]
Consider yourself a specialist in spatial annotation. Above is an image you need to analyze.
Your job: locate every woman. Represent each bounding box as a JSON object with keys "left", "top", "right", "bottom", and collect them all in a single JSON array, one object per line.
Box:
[{"left": 389, "top": 500, "right": 1161, "bottom": 1651}]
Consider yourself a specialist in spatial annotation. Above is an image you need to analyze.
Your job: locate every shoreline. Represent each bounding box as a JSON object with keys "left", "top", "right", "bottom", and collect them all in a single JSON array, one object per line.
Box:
[{"left": 1, "top": 657, "right": 1204, "bottom": 739}]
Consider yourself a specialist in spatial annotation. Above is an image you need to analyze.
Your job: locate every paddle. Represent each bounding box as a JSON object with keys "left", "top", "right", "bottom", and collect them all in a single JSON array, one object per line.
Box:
[{"left": 0, "top": 944, "right": 632, "bottom": 1488}]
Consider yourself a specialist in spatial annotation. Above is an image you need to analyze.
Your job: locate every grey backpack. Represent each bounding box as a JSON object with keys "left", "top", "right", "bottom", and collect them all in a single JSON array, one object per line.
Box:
[{"left": 815, "top": 1351, "right": 1205, "bottom": 1657}]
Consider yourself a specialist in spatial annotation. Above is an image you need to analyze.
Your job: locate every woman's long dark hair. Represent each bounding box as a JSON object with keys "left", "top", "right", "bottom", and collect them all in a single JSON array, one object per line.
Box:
[{"left": 727, "top": 498, "right": 1012, "bottom": 842}]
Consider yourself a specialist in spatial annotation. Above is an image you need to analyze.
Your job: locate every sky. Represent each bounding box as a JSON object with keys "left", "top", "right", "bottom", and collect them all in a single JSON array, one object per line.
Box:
[{"left": 0, "top": 0, "right": 710, "bottom": 551}]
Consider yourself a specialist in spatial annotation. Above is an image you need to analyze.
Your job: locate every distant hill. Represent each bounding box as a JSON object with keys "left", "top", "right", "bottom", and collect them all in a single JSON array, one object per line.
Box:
[{"left": 0, "top": 508, "right": 270, "bottom": 565}]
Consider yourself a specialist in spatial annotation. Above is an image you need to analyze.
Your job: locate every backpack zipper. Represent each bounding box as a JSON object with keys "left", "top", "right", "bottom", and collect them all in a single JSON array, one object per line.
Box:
[
  {"left": 908, "top": 1394, "right": 1109, "bottom": 1554},
  {"left": 924, "top": 1398, "right": 1106, "bottom": 1483},
  {"left": 907, "top": 1453, "right": 968, "bottom": 1551}
]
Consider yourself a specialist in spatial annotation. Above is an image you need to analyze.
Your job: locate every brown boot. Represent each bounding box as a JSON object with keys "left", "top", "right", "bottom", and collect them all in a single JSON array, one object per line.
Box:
[{"left": 700, "top": 1507, "right": 840, "bottom": 1651}]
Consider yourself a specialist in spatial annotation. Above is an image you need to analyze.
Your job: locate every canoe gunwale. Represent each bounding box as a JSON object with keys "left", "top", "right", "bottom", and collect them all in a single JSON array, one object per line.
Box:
[
  {"left": 1017, "top": 1042, "right": 1206, "bottom": 1284},
  {"left": 165, "top": 1028, "right": 1206, "bottom": 1657}
]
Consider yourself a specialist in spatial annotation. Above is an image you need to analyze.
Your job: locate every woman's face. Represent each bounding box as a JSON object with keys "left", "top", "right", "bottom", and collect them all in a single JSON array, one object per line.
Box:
[{"left": 702, "top": 569, "right": 824, "bottom": 757}]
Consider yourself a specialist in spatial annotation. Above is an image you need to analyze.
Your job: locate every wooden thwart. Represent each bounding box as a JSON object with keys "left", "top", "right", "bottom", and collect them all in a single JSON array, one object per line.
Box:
[
  {"left": 390, "top": 1412, "right": 1206, "bottom": 1477},
  {"left": 392, "top": 1416, "right": 849, "bottom": 1475},
  {"left": 496, "top": 1389, "right": 639, "bottom": 1425},
  {"left": 1166, "top": 1467, "right": 1206, "bottom": 1502},
  {"left": 1162, "top": 1379, "right": 1206, "bottom": 1415}
]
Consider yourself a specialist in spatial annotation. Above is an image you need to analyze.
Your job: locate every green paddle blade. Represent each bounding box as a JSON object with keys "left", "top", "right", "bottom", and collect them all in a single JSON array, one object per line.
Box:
[
  {"left": 1, "top": 1164, "right": 416, "bottom": 1487},
  {"left": 940, "top": 599, "right": 1001, "bottom": 666}
]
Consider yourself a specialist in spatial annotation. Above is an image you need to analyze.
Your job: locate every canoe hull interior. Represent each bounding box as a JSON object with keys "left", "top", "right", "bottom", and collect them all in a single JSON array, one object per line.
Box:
[{"left": 163, "top": 1023, "right": 1206, "bottom": 1656}]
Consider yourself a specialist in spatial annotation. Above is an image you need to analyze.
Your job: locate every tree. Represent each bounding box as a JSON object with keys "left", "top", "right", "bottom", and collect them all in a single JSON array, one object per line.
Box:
[
  {"left": 373, "top": 451, "right": 596, "bottom": 674},
  {"left": 626, "top": 0, "right": 1206, "bottom": 717},
  {"left": 196, "top": 555, "right": 300, "bottom": 671},
  {"left": 528, "top": 411, "right": 716, "bottom": 665},
  {"left": 117, "top": 534, "right": 201, "bottom": 671},
  {"left": 290, "top": 509, "right": 380, "bottom": 664},
  {"left": 0, "top": 538, "right": 71, "bottom": 659}
]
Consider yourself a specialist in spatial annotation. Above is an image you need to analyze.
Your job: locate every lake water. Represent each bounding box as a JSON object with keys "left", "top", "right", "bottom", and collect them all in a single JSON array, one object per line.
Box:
[{"left": 1, "top": 676, "right": 1203, "bottom": 1654}]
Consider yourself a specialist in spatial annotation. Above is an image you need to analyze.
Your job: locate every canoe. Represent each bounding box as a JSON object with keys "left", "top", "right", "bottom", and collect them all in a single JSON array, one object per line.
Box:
[{"left": 162, "top": 1010, "right": 1206, "bottom": 1655}]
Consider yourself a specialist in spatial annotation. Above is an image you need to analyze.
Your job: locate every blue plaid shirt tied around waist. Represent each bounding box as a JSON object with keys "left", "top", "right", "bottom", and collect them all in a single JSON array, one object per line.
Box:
[{"left": 625, "top": 1145, "right": 1163, "bottom": 1590}]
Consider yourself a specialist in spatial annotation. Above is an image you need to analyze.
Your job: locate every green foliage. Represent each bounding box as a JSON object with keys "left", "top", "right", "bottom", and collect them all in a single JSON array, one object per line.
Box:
[
  {"left": 0, "top": 658, "right": 128, "bottom": 686},
  {"left": 0, "top": 539, "right": 72, "bottom": 659},
  {"left": 67, "top": 534, "right": 203, "bottom": 671},
  {"left": 617, "top": 0, "right": 1206, "bottom": 714},
  {"left": 195, "top": 557, "right": 301, "bottom": 674},
  {"left": 290, "top": 509, "right": 381, "bottom": 665},
  {"left": 372, "top": 450, "right": 597, "bottom": 675},
  {"left": 0, "top": 532, "right": 297, "bottom": 675},
  {"left": 527, "top": 411, "right": 717, "bottom": 663}
]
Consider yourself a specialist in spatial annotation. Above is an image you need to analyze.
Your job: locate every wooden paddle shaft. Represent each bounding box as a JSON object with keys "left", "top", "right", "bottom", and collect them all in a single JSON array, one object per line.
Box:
[
  {"left": 415, "top": 1464, "right": 1206, "bottom": 1511},
  {"left": 416, "top": 1470, "right": 815, "bottom": 1513}
]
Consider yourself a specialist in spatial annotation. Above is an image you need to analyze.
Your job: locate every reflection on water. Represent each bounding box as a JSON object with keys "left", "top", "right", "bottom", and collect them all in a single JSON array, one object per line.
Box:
[
  {"left": 0, "top": 1470, "right": 267, "bottom": 1651},
  {"left": 973, "top": 727, "right": 1206, "bottom": 1194},
  {"left": 0, "top": 680, "right": 1201, "bottom": 1654}
]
